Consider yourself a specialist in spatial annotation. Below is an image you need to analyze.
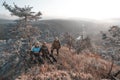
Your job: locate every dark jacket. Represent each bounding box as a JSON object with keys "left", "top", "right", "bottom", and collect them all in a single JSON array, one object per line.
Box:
[
  {"left": 40, "top": 45, "right": 50, "bottom": 56},
  {"left": 52, "top": 40, "right": 61, "bottom": 49}
]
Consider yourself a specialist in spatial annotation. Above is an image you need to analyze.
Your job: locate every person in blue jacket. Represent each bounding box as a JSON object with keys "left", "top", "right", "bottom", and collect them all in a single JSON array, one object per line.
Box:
[{"left": 30, "top": 41, "right": 44, "bottom": 64}]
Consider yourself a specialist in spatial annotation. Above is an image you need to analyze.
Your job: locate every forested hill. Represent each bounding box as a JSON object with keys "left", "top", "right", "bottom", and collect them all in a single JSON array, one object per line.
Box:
[{"left": 0, "top": 18, "right": 119, "bottom": 40}]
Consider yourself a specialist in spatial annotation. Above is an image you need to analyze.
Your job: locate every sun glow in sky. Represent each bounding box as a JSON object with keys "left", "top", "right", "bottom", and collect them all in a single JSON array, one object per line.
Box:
[{"left": 0, "top": 0, "right": 120, "bottom": 20}]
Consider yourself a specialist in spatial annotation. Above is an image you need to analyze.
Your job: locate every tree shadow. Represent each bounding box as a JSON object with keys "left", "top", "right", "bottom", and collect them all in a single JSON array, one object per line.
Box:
[{"left": 0, "top": 52, "right": 37, "bottom": 80}]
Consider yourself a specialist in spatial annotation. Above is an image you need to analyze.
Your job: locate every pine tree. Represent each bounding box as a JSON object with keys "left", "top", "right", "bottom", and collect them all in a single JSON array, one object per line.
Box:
[
  {"left": 3, "top": 1, "right": 42, "bottom": 27},
  {"left": 101, "top": 26, "right": 120, "bottom": 61}
]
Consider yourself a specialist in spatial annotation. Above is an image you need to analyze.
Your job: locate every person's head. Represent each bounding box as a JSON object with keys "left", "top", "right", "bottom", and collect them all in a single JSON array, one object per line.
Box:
[
  {"left": 43, "top": 41, "right": 47, "bottom": 46},
  {"left": 55, "top": 37, "right": 58, "bottom": 41},
  {"left": 34, "top": 41, "right": 40, "bottom": 47}
]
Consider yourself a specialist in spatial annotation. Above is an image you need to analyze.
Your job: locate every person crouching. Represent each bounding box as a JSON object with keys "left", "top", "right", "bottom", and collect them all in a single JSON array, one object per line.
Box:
[
  {"left": 30, "top": 41, "right": 44, "bottom": 64},
  {"left": 40, "top": 42, "right": 57, "bottom": 64}
]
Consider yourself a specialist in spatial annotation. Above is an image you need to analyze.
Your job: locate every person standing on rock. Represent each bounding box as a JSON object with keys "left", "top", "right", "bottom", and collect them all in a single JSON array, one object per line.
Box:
[
  {"left": 40, "top": 42, "right": 57, "bottom": 64},
  {"left": 30, "top": 41, "right": 44, "bottom": 64},
  {"left": 51, "top": 37, "right": 61, "bottom": 56}
]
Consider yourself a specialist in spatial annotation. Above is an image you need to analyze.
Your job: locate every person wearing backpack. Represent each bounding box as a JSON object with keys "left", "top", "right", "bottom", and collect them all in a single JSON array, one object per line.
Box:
[{"left": 30, "top": 41, "right": 44, "bottom": 64}]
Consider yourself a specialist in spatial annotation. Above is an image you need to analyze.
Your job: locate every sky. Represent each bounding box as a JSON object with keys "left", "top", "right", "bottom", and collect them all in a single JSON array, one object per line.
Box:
[{"left": 0, "top": 0, "right": 120, "bottom": 20}]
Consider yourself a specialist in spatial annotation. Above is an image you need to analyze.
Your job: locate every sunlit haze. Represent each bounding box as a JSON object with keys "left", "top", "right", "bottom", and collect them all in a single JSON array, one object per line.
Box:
[{"left": 0, "top": 0, "right": 120, "bottom": 20}]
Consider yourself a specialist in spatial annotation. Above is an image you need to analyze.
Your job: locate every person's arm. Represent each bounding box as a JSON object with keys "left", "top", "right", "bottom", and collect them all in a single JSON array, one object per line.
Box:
[
  {"left": 39, "top": 46, "right": 41, "bottom": 52},
  {"left": 52, "top": 41, "right": 54, "bottom": 46},
  {"left": 59, "top": 40, "right": 61, "bottom": 48},
  {"left": 39, "top": 46, "right": 43, "bottom": 55},
  {"left": 31, "top": 46, "right": 34, "bottom": 52},
  {"left": 51, "top": 41, "right": 54, "bottom": 49},
  {"left": 46, "top": 46, "right": 50, "bottom": 54}
]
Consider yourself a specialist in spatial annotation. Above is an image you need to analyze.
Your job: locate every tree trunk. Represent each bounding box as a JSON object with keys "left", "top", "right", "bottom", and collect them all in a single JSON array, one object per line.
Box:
[{"left": 25, "top": 16, "right": 27, "bottom": 27}]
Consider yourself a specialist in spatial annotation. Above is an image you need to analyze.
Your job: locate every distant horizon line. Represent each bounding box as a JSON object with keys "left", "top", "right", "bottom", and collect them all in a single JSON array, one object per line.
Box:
[
  {"left": 0, "top": 17, "right": 120, "bottom": 20},
  {"left": 0, "top": 14, "right": 120, "bottom": 22}
]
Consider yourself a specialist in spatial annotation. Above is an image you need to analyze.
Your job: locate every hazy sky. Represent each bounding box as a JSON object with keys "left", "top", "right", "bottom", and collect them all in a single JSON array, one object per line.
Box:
[{"left": 0, "top": 0, "right": 120, "bottom": 20}]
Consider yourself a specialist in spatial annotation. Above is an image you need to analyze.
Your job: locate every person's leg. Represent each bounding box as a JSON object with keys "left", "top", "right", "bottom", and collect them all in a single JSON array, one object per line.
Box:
[
  {"left": 38, "top": 55, "right": 44, "bottom": 64},
  {"left": 69, "top": 45, "right": 72, "bottom": 51},
  {"left": 45, "top": 54, "right": 54, "bottom": 64},
  {"left": 33, "top": 57, "right": 37, "bottom": 63},
  {"left": 30, "top": 51, "right": 34, "bottom": 61},
  {"left": 30, "top": 52, "right": 37, "bottom": 63},
  {"left": 49, "top": 54, "right": 57, "bottom": 62},
  {"left": 56, "top": 49, "right": 59, "bottom": 55},
  {"left": 67, "top": 44, "right": 71, "bottom": 51},
  {"left": 34, "top": 54, "right": 39, "bottom": 64},
  {"left": 42, "top": 54, "right": 45, "bottom": 59},
  {"left": 51, "top": 48, "right": 54, "bottom": 55}
]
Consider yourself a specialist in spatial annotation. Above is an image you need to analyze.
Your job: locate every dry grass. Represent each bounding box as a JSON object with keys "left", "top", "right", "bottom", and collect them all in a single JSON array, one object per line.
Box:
[{"left": 15, "top": 44, "right": 120, "bottom": 80}]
